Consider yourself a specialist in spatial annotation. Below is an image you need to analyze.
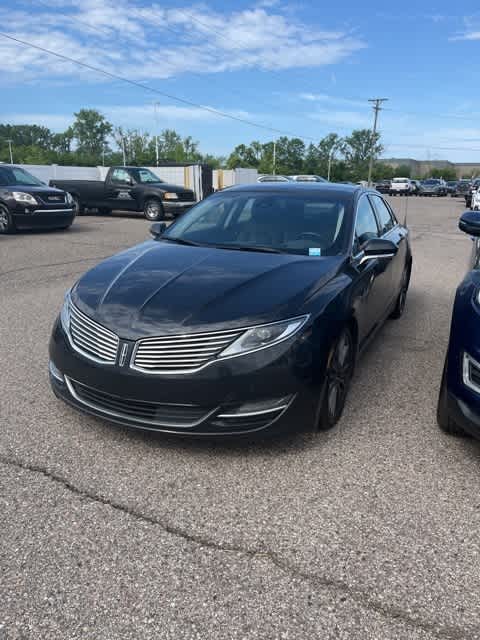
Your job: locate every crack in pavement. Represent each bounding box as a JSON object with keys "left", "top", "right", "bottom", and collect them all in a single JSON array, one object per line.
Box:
[
  {"left": 0, "top": 256, "right": 112, "bottom": 280},
  {"left": 0, "top": 453, "right": 475, "bottom": 640}
]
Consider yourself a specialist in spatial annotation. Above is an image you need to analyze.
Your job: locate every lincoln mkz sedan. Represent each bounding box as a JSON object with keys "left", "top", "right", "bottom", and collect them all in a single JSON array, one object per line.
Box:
[{"left": 49, "top": 183, "right": 412, "bottom": 437}]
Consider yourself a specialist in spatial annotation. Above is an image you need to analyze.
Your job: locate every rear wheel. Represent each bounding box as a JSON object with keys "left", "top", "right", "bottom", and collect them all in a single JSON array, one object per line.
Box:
[
  {"left": 390, "top": 265, "right": 410, "bottom": 319},
  {"left": 144, "top": 198, "right": 163, "bottom": 221},
  {"left": 437, "top": 360, "right": 466, "bottom": 436},
  {"left": 317, "top": 328, "right": 355, "bottom": 431},
  {"left": 0, "top": 204, "right": 14, "bottom": 234}
]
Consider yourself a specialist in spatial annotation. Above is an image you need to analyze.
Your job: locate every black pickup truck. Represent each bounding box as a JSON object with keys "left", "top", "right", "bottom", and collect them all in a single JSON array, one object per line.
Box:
[{"left": 50, "top": 166, "right": 197, "bottom": 220}]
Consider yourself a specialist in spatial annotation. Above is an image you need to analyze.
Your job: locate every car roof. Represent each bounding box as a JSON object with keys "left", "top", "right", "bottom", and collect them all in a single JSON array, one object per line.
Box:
[{"left": 216, "top": 182, "right": 366, "bottom": 197}]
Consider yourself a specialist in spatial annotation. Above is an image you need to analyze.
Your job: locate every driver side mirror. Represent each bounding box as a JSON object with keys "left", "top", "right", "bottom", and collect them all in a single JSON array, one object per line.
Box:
[
  {"left": 459, "top": 211, "right": 480, "bottom": 237},
  {"left": 150, "top": 222, "right": 167, "bottom": 238},
  {"left": 359, "top": 238, "right": 398, "bottom": 264}
]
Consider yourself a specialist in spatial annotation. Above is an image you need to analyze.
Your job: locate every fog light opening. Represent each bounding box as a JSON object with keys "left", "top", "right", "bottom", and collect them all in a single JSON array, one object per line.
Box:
[
  {"left": 49, "top": 360, "right": 65, "bottom": 383},
  {"left": 217, "top": 395, "right": 294, "bottom": 418}
]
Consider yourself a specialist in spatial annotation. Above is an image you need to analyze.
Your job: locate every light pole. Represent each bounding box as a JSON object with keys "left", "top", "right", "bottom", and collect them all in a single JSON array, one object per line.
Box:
[
  {"left": 121, "top": 137, "right": 126, "bottom": 166},
  {"left": 327, "top": 146, "right": 336, "bottom": 181},
  {"left": 272, "top": 141, "right": 276, "bottom": 175},
  {"left": 6, "top": 139, "right": 13, "bottom": 164},
  {"left": 154, "top": 102, "right": 160, "bottom": 167}
]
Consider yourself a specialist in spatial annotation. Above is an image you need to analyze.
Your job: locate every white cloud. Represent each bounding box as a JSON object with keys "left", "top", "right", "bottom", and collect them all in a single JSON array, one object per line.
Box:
[{"left": 0, "top": 1, "right": 365, "bottom": 83}]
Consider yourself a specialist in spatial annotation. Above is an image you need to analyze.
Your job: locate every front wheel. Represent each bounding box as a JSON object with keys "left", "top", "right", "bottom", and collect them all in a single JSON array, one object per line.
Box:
[
  {"left": 144, "top": 199, "right": 163, "bottom": 221},
  {"left": 437, "top": 360, "right": 466, "bottom": 436},
  {"left": 317, "top": 328, "right": 355, "bottom": 431},
  {"left": 72, "top": 195, "right": 85, "bottom": 216},
  {"left": 0, "top": 204, "right": 14, "bottom": 234}
]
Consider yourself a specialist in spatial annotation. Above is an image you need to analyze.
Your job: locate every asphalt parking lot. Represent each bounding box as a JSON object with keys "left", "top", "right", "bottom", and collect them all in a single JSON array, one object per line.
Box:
[{"left": 2, "top": 197, "right": 480, "bottom": 640}]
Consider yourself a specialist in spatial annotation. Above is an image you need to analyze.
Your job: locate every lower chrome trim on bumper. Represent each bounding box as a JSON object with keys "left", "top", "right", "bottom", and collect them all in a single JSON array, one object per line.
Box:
[{"left": 64, "top": 376, "right": 218, "bottom": 429}]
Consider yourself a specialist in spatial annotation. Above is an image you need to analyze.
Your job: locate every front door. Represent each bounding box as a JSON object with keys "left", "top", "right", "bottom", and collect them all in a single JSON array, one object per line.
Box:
[
  {"left": 107, "top": 168, "right": 136, "bottom": 211},
  {"left": 351, "top": 195, "right": 393, "bottom": 347}
]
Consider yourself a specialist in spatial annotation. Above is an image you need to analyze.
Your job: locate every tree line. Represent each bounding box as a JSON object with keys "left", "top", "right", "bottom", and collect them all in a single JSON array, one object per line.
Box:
[{"left": 0, "top": 108, "right": 460, "bottom": 181}]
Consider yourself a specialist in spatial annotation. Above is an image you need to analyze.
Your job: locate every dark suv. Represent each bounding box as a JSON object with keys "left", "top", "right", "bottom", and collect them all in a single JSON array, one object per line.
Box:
[
  {"left": 0, "top": 165, "right": 75, "bottom": 234},
  {"left": 438, "top": 210, "right": 480, "bottom": 438}
]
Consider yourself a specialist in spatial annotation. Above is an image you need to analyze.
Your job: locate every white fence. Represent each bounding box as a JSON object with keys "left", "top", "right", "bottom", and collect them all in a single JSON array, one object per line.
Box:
[
  {"left": 213, "top": 168, "right": 258, "bottom": 190},
  {"left": 19, "top": 164, "right": 206, "bottom": 200}
]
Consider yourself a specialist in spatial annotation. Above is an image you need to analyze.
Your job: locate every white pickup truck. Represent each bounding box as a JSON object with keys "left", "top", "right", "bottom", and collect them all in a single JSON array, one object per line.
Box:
[{"left": 390, "top": 177, "right": 413, "bottom": 196}]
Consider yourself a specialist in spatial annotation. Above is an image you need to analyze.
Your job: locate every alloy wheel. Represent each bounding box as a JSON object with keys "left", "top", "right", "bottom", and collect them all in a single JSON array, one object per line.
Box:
[
  {"left": 326, "top": 330, "right": 354, "bottom": 424},
  {"left": 0, "top": 206, "right": 11, "bottom": 233}
]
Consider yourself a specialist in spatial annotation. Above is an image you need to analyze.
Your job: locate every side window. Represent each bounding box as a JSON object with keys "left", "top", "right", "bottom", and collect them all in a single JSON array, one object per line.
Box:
[
  {"left": 354, "top": 197, "right": 380, "bottom": 252},
  {"left": 370, "top": 195, "right": 395, "bottom": 234},
  {"left": 111, "top": 169, "right": 132, "bottom": 185}
]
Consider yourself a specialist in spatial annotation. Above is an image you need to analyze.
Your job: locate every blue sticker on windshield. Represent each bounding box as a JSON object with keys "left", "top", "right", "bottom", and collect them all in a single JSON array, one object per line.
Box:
[{"left": 309, "top": 248, "right": 321, "bottom": 256}]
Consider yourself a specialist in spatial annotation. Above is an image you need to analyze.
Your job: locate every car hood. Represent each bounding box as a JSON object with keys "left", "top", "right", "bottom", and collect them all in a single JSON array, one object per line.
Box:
[
  {"left": 4, "top": 184, "right": 66, "bottom": 195},
  {"left": 72, "top": 241, "right": 344, "bottom": 339},
  {"left": 144, "top": 182, "right": 193, "bottom": 194}
]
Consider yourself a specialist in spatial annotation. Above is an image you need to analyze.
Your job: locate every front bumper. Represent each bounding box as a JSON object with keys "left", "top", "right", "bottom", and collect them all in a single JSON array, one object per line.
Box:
[
  {"left": 446, "top": 390, "right": 480, "bottom": 438},
  {"left": 12, "top": 205, "right": 75, "bottom": 229},
  {"left": 49, "top": 320, "right": 318, "bottom": 436},
  {"left": 163, "top": 201, "right": 197, "bottom": 217}
]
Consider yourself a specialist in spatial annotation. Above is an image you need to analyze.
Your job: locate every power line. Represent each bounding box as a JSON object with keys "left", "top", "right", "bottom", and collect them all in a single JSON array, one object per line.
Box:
[{"left": 0, "top": 31, "right": 318, "bottom": 142}]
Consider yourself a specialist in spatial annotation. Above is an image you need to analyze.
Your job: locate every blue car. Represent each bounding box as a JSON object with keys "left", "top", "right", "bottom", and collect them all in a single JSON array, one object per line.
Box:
[{"left": 438, "top": 210, "right": 480, "bottom": 437}]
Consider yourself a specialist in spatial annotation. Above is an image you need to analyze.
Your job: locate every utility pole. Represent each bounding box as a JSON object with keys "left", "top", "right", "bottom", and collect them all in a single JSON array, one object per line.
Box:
[
  {"left": 272, "top": 141, "right": 276, "bottom": 175},
  {"left": 154, "top": 102, "right": 160, "bottom": 167},
  {"left": 6, "top": 139, "right": 13, "bottom": 164},
  {"left": 367, "top": 98, "right": 388, "bottom": 186}
]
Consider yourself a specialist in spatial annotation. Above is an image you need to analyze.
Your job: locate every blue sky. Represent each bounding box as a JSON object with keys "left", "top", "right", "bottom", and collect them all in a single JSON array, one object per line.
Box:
[{"left": 2, "top": 0, "right": 480, "bottom": 161}]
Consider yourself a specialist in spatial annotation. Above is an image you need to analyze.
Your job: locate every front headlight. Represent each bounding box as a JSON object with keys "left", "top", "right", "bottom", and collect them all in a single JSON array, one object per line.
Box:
[
  {"left": 219, "top": 315, "right": 309, "bottom": 358},
  {"left": 163, "top": 192, "right": 179, "bottom": 200},
  {"left": 12, "top": 191, "right": 38, "bottom": 205},
  {"left": 60, "top": 291, "right": 71, "bottom": 334}
]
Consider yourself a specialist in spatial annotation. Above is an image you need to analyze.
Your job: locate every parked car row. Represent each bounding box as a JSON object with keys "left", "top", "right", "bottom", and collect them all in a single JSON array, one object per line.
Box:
[
  {"left": 257, "top": 174, "right": 327, "bottom": 183},
  {"left": 376, "top": 177, "right": 450, "bottom": 196}
]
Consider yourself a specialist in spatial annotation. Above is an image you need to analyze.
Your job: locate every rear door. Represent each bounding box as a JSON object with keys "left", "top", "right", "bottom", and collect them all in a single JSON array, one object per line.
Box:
[{"left": 107, "top": 168, "right": 137, "bottom": 211}]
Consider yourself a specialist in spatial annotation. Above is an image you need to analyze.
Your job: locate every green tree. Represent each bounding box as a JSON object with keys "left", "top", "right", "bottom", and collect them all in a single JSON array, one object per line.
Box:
[
  {"left": 342, "top": 129, "right": 383, "bottom": 181},
  {"left": 71, "top": 109, "right": 113, "bottom": 157}
]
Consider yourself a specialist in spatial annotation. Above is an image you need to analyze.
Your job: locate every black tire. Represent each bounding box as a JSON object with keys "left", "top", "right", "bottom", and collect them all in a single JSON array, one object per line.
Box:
[
  {"left": 144, "top": 198, "right": 163, "bottom": 221},
  {"left": 0, "top": 204, "right": 14, "bottom": 234},
  {"left": 72, "top": 195, "right": 85, "bottom": 216},
  {"left": 97, "top": 207, "right": 112, "bottom": 215},
  {"left": 317, "top": 327, "right": 355, "bottom": 431},
  {"left": 437, "top": 360, "right": 466, "bottom": 436},
  {"left": 390, "top": 265, "right": 410, "bottom": 319}
]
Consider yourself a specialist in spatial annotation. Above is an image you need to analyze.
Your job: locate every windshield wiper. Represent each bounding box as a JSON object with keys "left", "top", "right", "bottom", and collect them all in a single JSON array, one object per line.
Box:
[
  {"left": 210, "top": 244, "right": 284, "bottom": 254},
  {"left": 161, "top": 236, "right": 202, "bottom": 247}
]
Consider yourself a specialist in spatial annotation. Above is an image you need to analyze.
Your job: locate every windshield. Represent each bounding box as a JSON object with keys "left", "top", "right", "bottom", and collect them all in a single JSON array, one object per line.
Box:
[
  {"left": 0, "top": 166, "right": 45, "bottom": 187},
  {"left": 422, "top": 179, "right": 440, "bottom": 185},
  {"left": 130, "top": 168, "right": 164, "bottom": 184},
  {"left": 393, "top": 178, "right": 408, "bottom": 183},
  {"left": 162, "top": 192, "right": 352, "bottom": 257}
]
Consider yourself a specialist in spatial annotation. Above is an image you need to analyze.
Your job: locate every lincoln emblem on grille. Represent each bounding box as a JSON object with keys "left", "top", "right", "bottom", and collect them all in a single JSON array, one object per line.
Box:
[{"left": 119, "top": 343, "right": 129, "bottom": 366}]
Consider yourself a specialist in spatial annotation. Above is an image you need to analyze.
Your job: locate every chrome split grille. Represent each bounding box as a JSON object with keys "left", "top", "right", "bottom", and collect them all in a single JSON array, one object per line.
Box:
[
  {"left": 133, "top": 328, "right": 244, "bottom": 373},
  {"left": 69, "top": 303, "right": 119, "bottom": 364}
]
